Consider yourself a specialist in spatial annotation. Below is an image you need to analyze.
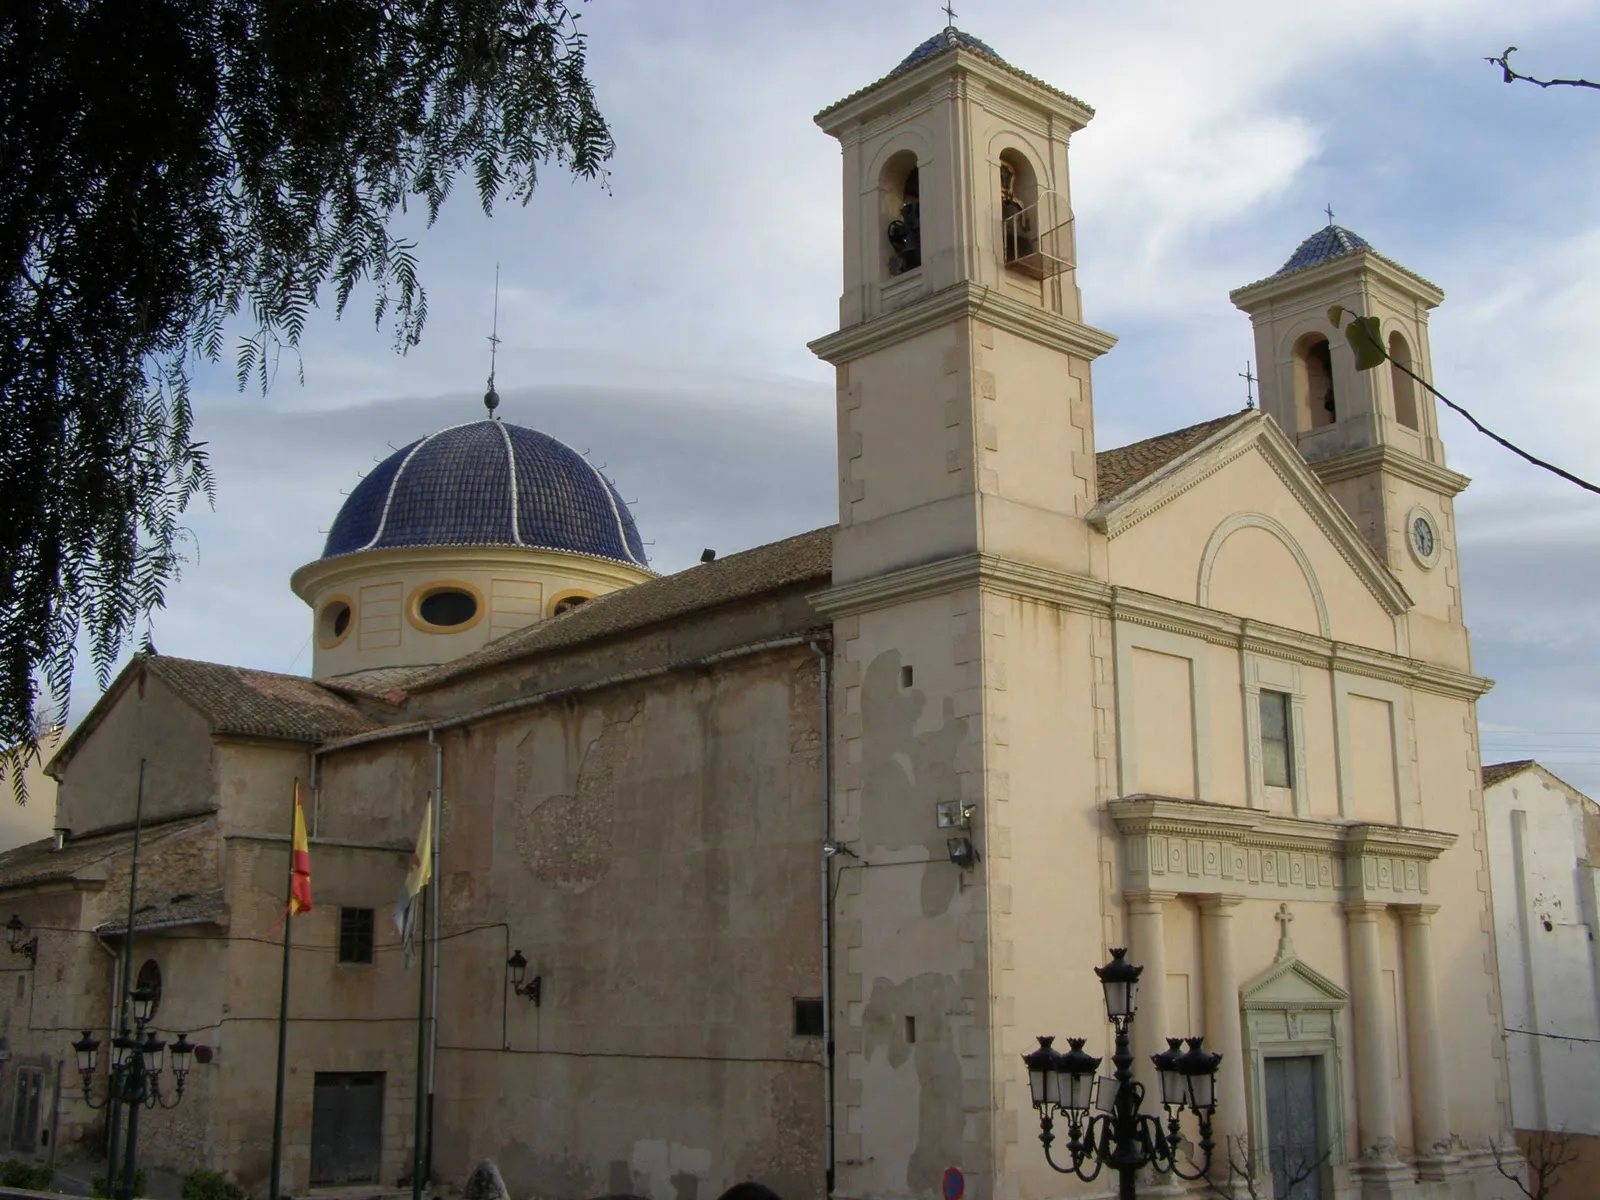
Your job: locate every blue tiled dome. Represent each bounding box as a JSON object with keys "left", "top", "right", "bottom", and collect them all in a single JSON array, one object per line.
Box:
[
  {"left": 895, "top": 27, "right": 1008, "bottom": 73},
  {"left": 1276, "top": 225, "right": 1371, "bottom": 276},
  {"left": 322, "top": 420, "right": 648, "bottom": 568}
]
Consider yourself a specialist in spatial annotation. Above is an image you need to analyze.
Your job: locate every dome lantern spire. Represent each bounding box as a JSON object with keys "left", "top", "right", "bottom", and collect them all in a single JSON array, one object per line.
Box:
[{"left": 484, "top": 263, "right": 502, "bottom": 418}]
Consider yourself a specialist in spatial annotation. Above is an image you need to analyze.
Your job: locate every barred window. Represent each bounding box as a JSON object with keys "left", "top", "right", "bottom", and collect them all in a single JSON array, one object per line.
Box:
[{"left": 338, "top": 907, "right": 374, "bottom": 964}]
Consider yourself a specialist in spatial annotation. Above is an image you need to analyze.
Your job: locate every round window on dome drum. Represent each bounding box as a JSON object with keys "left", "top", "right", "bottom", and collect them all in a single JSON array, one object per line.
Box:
[
  {"left": 414, "top": 585, "right": 481, "bottom": 631},
  {"left": 319, "top": 598, "right": 354, "bottom": 648}
]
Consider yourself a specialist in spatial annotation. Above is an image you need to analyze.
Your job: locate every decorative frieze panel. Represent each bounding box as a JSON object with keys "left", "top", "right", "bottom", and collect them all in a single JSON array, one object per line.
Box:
[{"left": 1110, "top": 796, "right": 1455, "bottom": 904}]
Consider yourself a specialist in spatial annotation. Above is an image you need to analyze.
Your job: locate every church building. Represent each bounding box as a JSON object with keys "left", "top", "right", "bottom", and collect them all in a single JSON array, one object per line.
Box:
[{"left": 0, "top": 26, "right": 1521, "bottom": 1200}]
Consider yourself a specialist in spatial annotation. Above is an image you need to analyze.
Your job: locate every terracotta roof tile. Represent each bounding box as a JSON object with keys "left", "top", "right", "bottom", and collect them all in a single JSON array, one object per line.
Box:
[
  {"left": 1094, "top": 413, "right": 1248, "bottom": 500},
  {"left": 411, "top": 526, "right": 835, "bottom": 692},
  {"left": 144, "top": 656, "right": 380, "bottom": 742},
  {"left": 95, "top": 888, "right": 227, "bottom": 934},
  {"left": 1481, "top": 760, "right": 1535, "bottom": 788},
  {"left": 0, "top": 816, "right": 211, "bottom": 891}
]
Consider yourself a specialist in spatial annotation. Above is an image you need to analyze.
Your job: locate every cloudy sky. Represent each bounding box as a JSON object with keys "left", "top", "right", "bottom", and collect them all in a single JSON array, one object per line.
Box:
[{"left": 52, "top": 0, "right": 1600, "bottom": 809}]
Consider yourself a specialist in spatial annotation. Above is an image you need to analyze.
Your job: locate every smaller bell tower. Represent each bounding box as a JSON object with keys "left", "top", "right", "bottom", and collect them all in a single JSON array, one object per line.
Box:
[{"left": 1231, "top": 225, "right": 1473, "bottom": 667}]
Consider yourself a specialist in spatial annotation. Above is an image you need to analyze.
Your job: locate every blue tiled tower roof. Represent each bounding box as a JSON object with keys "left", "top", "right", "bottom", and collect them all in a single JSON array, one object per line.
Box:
[
  {"left": 1276, "top": 225, "right": 1371, "bottom": 276},
  {"left": 895, "top": 27, "right": 1008, "bottom": 74},
  {"left": 322, "top": 420, "right": 648, "bottom": 568}
]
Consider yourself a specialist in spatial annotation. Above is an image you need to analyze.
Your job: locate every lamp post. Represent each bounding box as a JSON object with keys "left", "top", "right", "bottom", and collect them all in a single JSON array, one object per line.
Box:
[
  {"left": 5, "top": 915, "right": 38, "bottom": 963},
  {"left": 71, "top": 986, "right": 194, "bottom": 1200},
  {"left": 506, "top": 950, "right": 542, "bottom": 1005},
  {"left": 1022, "top": 948, "right": 1223, "bottom": 1200}
]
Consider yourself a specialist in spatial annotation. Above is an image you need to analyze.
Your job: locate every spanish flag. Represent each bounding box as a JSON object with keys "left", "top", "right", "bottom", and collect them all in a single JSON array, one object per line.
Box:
[{"left": 288, "top": 784, "right": 313, "bottom": 916}]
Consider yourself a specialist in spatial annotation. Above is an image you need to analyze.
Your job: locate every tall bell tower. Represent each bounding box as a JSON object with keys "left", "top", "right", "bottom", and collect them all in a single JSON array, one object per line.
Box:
[
  {"left": 1231, "top": 225, "right": 1473, "bottom": 668},
  {"left": 808, "top": 27, "right": 1119, "bottom": 1200}
]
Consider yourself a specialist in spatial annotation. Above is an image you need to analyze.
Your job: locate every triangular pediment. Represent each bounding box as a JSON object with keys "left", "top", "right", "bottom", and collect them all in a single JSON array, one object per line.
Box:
[
  {"left": 1241, "top": 955, "right": 1349, "bottom": 1011},
  {"left": 1089, "top": 411, "right": 1412, "bottom": 618}
]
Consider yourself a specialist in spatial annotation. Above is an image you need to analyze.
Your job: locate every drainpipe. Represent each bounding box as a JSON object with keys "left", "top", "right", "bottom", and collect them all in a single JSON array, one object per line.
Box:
[
  {"left": 808, "top": 639, "right": 835, "bottom": 1196},
  {"left": 425, "top": 730, "right": 443, "bottom": 1184}
]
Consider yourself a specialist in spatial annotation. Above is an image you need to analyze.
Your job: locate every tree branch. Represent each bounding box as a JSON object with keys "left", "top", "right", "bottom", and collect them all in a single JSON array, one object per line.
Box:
[{"left": 1486, "top": 47, "right": 1600, "bottom": 91}]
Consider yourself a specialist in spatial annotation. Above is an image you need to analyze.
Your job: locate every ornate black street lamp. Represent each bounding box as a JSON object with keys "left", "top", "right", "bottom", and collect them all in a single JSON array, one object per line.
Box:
[
  {"left": 71, "top": 986, "right": 194, "bottom": 1200},
  {"left": 1022, "top": 948, "right": 1223, "bottom": 1200},
  {"left": 507, "top": 950, "right": 542, "bottom": 1005}
]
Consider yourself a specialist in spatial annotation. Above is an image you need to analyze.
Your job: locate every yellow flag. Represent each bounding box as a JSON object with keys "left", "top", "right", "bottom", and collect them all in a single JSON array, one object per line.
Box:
[{"left": 404, "top": 804, "right": 432, "bottom": 899}]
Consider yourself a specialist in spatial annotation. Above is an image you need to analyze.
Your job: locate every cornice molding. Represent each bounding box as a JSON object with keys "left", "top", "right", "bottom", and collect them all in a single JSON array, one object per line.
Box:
[
  {"left": 1309, "top": 444, "right": 1471, "bottom": 497},
  {"left": 1108, "top": 796, "right": 1458, "bottom": 905},
  {"left": 816, "top": 45, "right": 1094, "bottom": 134},
  {"left": 807, "top": 281, "right": 1118, "bottom": 366},
  {"left": 1089, "top": 413, "right": 1413, "bottom": 617},
  {"left": 1229, "top": 249, "right": 1445, "bottom": 312},
  {"left": 809, "top": 554, "right": 1493, "bottom": 702}
]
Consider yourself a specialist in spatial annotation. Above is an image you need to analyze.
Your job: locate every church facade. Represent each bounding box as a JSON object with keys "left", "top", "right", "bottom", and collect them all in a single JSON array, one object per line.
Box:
[{"left": 0, "top": 28, "right": 1521, "bottom": 1200}]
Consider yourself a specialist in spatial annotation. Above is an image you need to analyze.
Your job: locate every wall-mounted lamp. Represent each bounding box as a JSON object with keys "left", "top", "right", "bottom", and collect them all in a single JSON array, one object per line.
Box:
[
  {"left": 5, "top": 916, "right": 37, "bottom": 963},
  {"left": 507, "top": 950, "right": 542, "bottom": 1006},
  {"left": 936, "top": 801, "right": 975, "bottom": 830},
  {"left": 947, "top": 836, "right": 979, "bottom": 870}
]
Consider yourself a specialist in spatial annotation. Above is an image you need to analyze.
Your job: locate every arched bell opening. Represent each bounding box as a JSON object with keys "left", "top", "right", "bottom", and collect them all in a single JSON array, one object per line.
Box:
[
  {"left": 999, "top": 148, "right": 1071, "bottom": 279},
  {"left": 1292, "top": 333, "right": 1338, "bottom": 431},
  {"left": 880, "top": 150, "right": 921, "bottom": 277},
  {"left": 1389, "top": 331, "right": 1419, "bottom": 430}
]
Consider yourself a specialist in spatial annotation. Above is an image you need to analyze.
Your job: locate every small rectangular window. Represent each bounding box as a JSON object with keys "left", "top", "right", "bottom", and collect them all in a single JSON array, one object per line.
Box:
[
  {"left": 338, "top": 907, "right": 374, "bottom": 964},
  {"left": 1260, "top": 690, "right": 1293, "bottom": 789},
  {"left": 793, "top": 998, "right": 824, "bottom": 1037}
]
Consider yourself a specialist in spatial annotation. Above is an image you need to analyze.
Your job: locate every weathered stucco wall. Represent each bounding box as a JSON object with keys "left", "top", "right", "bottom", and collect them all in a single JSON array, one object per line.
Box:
[
  {"left": 1485, "top": 767, "right": 1600, "bottom": 1136},
  {"left": 307, "top": 643, "right": 827, "bottom": 1200},
  {"left": 53, "top": 675, "right": 218, "bottom": 835}
]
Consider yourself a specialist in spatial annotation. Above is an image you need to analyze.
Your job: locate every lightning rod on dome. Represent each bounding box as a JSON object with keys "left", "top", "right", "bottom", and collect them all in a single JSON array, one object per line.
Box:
[
  {"left": 484, "top": 263, "right": 502, "bottom": 418},
  {"left": 1325, "top": 203, "right": 1336, "bottom": 226}
]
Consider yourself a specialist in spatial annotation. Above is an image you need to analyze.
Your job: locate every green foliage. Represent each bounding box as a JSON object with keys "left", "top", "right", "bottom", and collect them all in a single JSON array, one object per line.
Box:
[
  {"left": 91, "top": 1168, "right": 146, "bottom": 1199},
  {"left": 0, "top": 0, "right": 614, "bottom": 797},
  {"left": 1327, "top": 306, "right": 1387, "bottom": 371},
  {"left": 181, "top": 1169, "right": 245, "bottom": 1200},
  {"left": 0, "top": 1159, "right": 56, "bottom": 1191}
]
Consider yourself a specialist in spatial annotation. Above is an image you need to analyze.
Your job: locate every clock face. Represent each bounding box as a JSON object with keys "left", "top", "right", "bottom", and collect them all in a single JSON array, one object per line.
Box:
[{"left": 1411, "top": 515, "right": 1436, "bottom": 559}]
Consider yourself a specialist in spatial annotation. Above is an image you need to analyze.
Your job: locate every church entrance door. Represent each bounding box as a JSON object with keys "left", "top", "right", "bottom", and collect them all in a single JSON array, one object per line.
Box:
[
  {"left": 310, "top": 1072, "right": 385, "bottom": 1185},
  {"left": 1263, "top": 1056, "right": 1322, "bottom": 1199}
]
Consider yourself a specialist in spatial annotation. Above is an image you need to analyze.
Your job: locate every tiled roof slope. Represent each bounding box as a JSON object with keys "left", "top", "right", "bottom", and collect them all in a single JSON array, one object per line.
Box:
[
  {"left": 1481, "top": 760, "right": 1534, "bottom": 788},
  {"left": 0, "top": 815, "right": 211, "bottom": 891},
  {"left": 412, "top": 526, "right": 835, "bottom": 691},
  {"left": 1276, "top": 225, "right": 1371, "bottom": 276},
  {"left": 145, "top": 656, "right": 379, "bottom": 742},
  {"left": 1094, "top": 413, "right": 1248, "bottom": 500},
  {"left": 95, "top": 888, "right": 227, "bottom": 934}
]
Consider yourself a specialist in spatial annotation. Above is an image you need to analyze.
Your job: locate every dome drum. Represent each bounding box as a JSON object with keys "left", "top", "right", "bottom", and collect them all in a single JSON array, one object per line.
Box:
[{"left": 296, "top": 418, "right": 653, "bottom": 680}]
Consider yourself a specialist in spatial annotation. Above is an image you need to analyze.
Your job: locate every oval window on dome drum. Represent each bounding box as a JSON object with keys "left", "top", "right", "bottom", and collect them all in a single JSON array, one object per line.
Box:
[
  {"left": 319, "top": 598, "right": 354, "bottom": 648},
  {"left": 412, "top": 584, "right": 482, "bottom": 632}
]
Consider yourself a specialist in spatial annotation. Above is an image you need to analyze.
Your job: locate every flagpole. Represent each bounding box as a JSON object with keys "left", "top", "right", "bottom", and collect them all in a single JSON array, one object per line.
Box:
[
  {"left": 410, "top": 810, "right": 430, "bottom": 1200},
  {"left": 268, "top": 778, "right": 298, "bottom": 1200}
]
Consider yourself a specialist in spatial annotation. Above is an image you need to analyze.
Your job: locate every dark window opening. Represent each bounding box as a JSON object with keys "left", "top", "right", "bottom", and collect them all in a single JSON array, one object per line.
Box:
[
  {"left": 793, "top": 998, "right": 824, "bottom": 1037},
  {"left": 418, "top": 589, "right": 477, "bottom": 628},
  {"left": 887, "top": 166, "right": 921, "bottom": 275},
  {"left": 900, "top": 665, "right": 914, "bottom": 688},
  {"left": 552, "top": 595, "right": 591, "bottom": 617},
  {"left": 1260, "top": 690, "right": 1293, "bottom": 789},
  {"left": 339, "top": 908, "right": 374, "bottom": 964},
  {"left": 904, "top": 1015, "right": 917, "bottom": 1044}
]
